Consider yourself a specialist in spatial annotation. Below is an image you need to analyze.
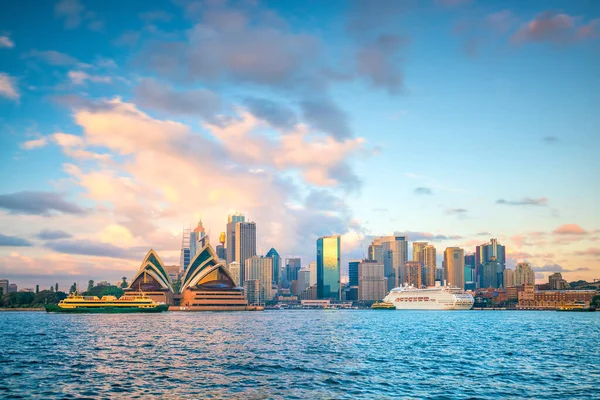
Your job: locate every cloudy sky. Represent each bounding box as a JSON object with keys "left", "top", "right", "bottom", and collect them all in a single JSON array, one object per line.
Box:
[{"left": 0, "top": 0, "right": 599, "bottom": 289}]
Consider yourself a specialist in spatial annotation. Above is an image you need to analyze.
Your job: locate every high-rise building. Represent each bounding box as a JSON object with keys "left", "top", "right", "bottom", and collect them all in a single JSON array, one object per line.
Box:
[
  {"left": 283, "top": 258, "right": 302, "bottom": 288},
  {"left": 245, "top": 256, "right": 274, "bottom": 302},
  {"left": 548, "top": 272, "right": 568, "bottom": 290},
  {"left": 7, "top": 283, "right": 17, "bottom": 293},
  {"left": 0, "top": 279, "right": 8, "bottom": 295},
  {"left": 476, "top": 238, "right": 506, "bottom": 287},
  {"left": 235, "top": 221, "right": 256, "bottom": 283},
  {"left": 317, "top": 235, "right": 341, "bottom": 300},
  {"left": 464, "top": 253, "right": 476, "bottom": 287},
  {"left": 404, "top": 261, "right": 422, "bottom": 287},
  {"left": 298, "top": 268, "right": 311, "bottom": 293},
  {"left": 308, "top": 261, "right": 316, "bottom": 287},
  {"left": 504, "top": 268, "right": 515, "bottom": 287},
  {"left": 349, "top": 260, "right": 360, "bottom": 287},
  {"left": 266, "top": 248, "right": 281, "bottom": 286},
  {"left": 435, "top": 268, "right": 444, "bottom": 283},
  {"left": 226, "top": 213, "right": 245, "bottom": 266},
  {"left": 368, "top": 238, "right": 383, "bottom": 263},
  {"left": 228, "top": 262, "right": 241, "bottom": 286},
  {"left": 216, "top": 232, "right": 226, "bottom": 260},
  {"left": 244, "top": 279, "right": 261, "bottom": 305},
  {"left": 413, "top": 242, "right": 436, "bottom": 286},
  {"left": 412, "top": 242, "right": 428, "bottom": 263},
  {"left": 189, "top": 220, "right": 207, "bottom": 258},
  {"left": 480, "top": 257, "right": 504, "bottom": 288},
  {"left": 444, "top": 247, "right": 465, "bottom": 289},
  {"left": 358, "top": 260, "right": 387, "bottom": 301},
  {"left": 378, "top": 236, "right": 408, "bottom": 290},
  {"left": 180, "top": 228, "right": 191, "bottom": 271},
  {"left": 515, "top": 262, "right": 535, "bottom": 286}
]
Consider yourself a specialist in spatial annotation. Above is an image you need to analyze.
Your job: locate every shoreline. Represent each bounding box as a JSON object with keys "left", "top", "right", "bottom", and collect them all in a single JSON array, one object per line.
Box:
[{"left": 0, "top": 308, "right": 45, "bottom": 312}]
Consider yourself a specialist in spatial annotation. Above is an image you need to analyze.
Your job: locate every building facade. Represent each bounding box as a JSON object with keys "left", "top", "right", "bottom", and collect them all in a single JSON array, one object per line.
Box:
[
  {"left": 504, "top": 268, "right": 515, "bottom": 288},
  {"left": 444, "top": 247, "right": 465, "bottom": 289},
  {"left": 518, "top": 285, "right": 596, "bottom": 309},
  {"left": 317, "top": 235, "right": 341, "bottom": 300},
  {"left": 245, "top": 256, "right": 274, "bottom": 302},
  {"left": 265, "top": 248, "right": 281, "bottom": 286},
  {"left": 235, "top": 221, "right": 256, "bottom": 284},
  {"left": 515, "top": 262, "right": 535, "bottom": 286},
  {"left": 228, "top": 262, "right": 241, "bottom": 286},
  {"left": 380, "top": 236, "right": 408, "bottom": 290},
  {"left": 549, "top": 272, "right": 568, "bottom": 290},
  {"left": 404, "top": 261, "right": 422, "bottom": 288},
  {"left": 226, "top": 213, "right": 245, "bottom": 266},
  {"left": 358, "top": 261, "right": 387, "bottom": 301},
  {"left": 349, "top": 260, "right": 360, "bottom": 287}
]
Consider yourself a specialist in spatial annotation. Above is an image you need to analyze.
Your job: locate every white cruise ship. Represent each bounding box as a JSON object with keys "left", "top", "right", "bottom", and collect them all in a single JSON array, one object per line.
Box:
[{"left": 383, "top": 283, "right": 474, "bottom": 310}]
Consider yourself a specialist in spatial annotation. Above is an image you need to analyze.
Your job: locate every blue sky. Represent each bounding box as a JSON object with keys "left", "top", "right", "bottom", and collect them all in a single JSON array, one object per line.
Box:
[{"left": 0, "top": 0, "right": 599, "bottom": 289}]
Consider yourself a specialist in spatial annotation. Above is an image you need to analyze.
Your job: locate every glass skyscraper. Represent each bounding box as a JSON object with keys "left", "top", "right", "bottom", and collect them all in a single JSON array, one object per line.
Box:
[
  {"left": 265, "top": 248, "right": 281, "bottom": 286},
  {"left": 317, "top": 235, "right": 341, "bottom": 300},
  {"left": 349, "top": 260, "right": 360, "bottom": 287}
]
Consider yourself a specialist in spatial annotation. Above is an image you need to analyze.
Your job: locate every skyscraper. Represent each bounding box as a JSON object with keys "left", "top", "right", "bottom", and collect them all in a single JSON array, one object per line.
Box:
[
  {"left": 216, "top": 232, "right": 226, "bottom": 260},
  {"left": 235, "top": 221, "right": 256, "bottom": 283},
  {"left": 476, "top": 238, "right": 506, "bottom": 287},
  {"left": 358, "top": 260, "right": 386, "bottom": 301},
  {"left": 349, "top": 260, "right": 360, "bottom": 287},
  {"left": 515, "top": 262, "right": 535, "bottom": 286},
  {"left": 245, "top": 255, "right": 273, "bottom": 302},
  {"left": 317, "top": 235, "right": 341, "bottom": 300},
  {"left": 480, "top": 257, "right": 504, "bottom": 288},
  {"left": 404, "top": 261, "right": 422, "bottom": 288},
  {"left": 380, "top": 236, "right": 408, "bottom": 290},
  {"left": 265, "top": 248, "right": 281, "bottom": 286},
  {"left": 228, "top": 262, "right": 241, "bottom": 286},
  {"left": 444, "top": 247, "right": 465, "bottom": 289},
  {"left": 180, "top": 228, "right": 191, "bottom": 271},
  {"left": 368, "top": 238, "right": 383, "bottom": 263},
  {"left": 308, "top": 261, "right": 316, "bottom": 288},
  {"left": 226, "top": 213, "right": 245, "bottom": 266},
  {"left": 189, "top": 219, "right": 207, "bottom": 259},
  {"left": 283, "top": 258, "right": 301, "bottom": 289},
  {"left": 297, "top": 268, "right": 311, "bottom": 293},
  {"left": 412, "top": 242, "right": 428, "bottom": 263},
  {"left": 413, "top": 242, "right": 436, "bottom": 286}
]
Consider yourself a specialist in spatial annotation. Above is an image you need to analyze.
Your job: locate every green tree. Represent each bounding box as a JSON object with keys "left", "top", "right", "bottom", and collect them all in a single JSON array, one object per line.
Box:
[
  {"left": 69, "top": 282, "right": 77, "bottom": 294},
  {"left": 0, "top": 287, "right": 3, "bottom": 297},
  {"left": 102, "top": 285, "right": 124, "bottom": 298},
  {"left": 120, "top": 277, "right": 128, "bottom": 288},
  {"left": 592, "top": 295, "right": 600, "bottom": 309},
  {"left": 55, "top": 283, "right": 58, "bottom": 292},
  {"left": 34, "top": 290, "right": 58, "bottom": 306},
  {"left": 35, "top": 285, "right": 39, "bottom": 294},
  {"left": 50, "top": 286, "right": 54, "bottom": 292},
  {"left": 87, "top": 280, "right": 94, "bottom": 293}
]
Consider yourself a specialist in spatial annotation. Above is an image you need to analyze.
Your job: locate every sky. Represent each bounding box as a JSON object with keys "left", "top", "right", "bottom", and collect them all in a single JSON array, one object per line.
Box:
[{"left": 0, "top": 0, "right": 599, "bottom": 290}]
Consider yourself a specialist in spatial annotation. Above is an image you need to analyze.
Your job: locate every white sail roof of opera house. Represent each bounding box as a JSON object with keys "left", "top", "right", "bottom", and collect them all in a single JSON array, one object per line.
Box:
[
  {"left": 180, "top": 243, "right": 237, "bottom": 293},
  {"left": 128, "top": 249, "right": 174, "bottom": 292}
]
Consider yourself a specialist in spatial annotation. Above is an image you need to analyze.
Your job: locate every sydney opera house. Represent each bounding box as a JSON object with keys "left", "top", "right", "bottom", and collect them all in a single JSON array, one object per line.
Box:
[{"left": 126, "top": 244, "right": 256, "bottom": 311}]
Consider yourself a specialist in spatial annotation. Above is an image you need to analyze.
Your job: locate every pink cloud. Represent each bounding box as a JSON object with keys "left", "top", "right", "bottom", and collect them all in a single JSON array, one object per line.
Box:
[
  {"left": 553, "top": 224, "right": 588, "bottom": 235},
  {"left": 573, "top": 248, "right": 600, "bottom": 257}
]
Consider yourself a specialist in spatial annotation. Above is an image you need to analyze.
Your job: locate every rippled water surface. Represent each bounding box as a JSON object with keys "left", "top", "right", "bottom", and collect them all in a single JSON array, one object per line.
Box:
[{"left": 1, "top": 310, "right": 599, "bottom": 399}]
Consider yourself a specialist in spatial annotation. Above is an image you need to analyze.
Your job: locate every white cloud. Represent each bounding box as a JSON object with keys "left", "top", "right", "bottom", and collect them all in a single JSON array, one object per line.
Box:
[
  {"left": 0, "top": 36, "right": 14, "bottom": 48},
  {"left": 68, "top": 70, "right": 111, "bottom": 85},
  {"left": 0, "top": 73, "right": 19, "bottom": 100},
  {"left": 20, "top": 137, "right": 48, "bottom": 150}
]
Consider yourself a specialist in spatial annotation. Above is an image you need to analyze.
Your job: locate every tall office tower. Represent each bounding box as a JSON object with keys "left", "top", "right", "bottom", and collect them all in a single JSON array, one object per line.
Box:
[
  {"left": 283, "top": 258, "right": 301, "bottom": 289},
  {"left": 413, "top": 242, "right": 436, "bottom": 286},
  {"left": 464, "top": 253, "right": 476, "bottom": 287},
  {"left": 412, "top": 242, "right": 428, "bottom": 263},
  {"left": 515, "top": 262, "right": 535, "bottom": 286},
  {"left": 308, "top": 261, "right": 316, "bottom": 287},
  {"left": 317, "top": 235, "right": 341, "bottom": 300},
  {"left": 475, "top": 238, "right": 506, "bottom": 286},
  {"left": 444, "top": 247, "right": 465, "bottom": 289},
  {"left": 358, "top": 260, "right": 387, "bottom": 301},
  {"left": 480, "top": 257, "right": 504, "bottom": 288},
  {"left": 245, "top": 256, "right": 274, "bottom": 302},
  {"left": 435, "top": 268, "right": 444, "bottom": 282},
  {"left": 244, "top": 279, "right": 261, "bottom": 305},
  {"left": 189, "top": 220, "right": 207, "bottom": 258},
  {"left": 265, "top": 248, "right": 281, "bottom": 286},
  {"left": 548, "top": 272, "right": 568, "bottom": 290},
  {"left": 235, "top": 221, "right": 256, "bottom": 284},
  {"left": 180, "top": 228, "right": 191, "bottom": 271},
  {"left": 349, "top": 260, "right": 360, "bottom": 287},
  {"left": 379, "top": 236, "right": 408, "bottom": 290},
  {"left": 216, "top": 232, "right": 226, "bottom": 260},
  {"left": 297, "top": 268, "right": 311, "bottom": 293},
  {"left": 404, "top": 261, "right": 422, "bottom": 288},
  {"left": 504, "top": 268, "right": 515, "bottom": 288},
  {"left": 226, "top": 213, "right": 245, "bottom": 266},
  {"left": 368, "top": 238, "right": 383, "bottom": 262},
  {"left": 228, "top": 262, "right": 241, "bottom": 286}
]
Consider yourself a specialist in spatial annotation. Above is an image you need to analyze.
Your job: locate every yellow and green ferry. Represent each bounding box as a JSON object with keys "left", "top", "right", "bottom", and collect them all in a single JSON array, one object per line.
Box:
[
  {"left": 371, "top": 301, "right": 396, "bottom": 310},
  {"left": 45, "top": 293, "right": 169, "bottom": 313}
]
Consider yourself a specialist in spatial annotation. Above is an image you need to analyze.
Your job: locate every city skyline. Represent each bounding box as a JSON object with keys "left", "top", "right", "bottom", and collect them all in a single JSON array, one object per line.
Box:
[{"left": 0, "top": 0, "right": 599, "bottom": 289}]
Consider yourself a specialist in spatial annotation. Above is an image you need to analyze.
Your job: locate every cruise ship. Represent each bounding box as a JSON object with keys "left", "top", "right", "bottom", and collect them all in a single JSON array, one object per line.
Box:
[{"left": 383, "top": 283, "right": 474, "bottom": 310}]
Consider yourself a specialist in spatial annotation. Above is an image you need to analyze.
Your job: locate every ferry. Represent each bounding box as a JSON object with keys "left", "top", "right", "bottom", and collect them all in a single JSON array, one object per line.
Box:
[
  {"left": 45, "top": 293, "right": 169, "bottom": 313},
  {"left": 383, "top": 283, "right": 474, "bottom": 310},
  {"left": 371, "top": 301, "right": 396, "bottom": 310}
]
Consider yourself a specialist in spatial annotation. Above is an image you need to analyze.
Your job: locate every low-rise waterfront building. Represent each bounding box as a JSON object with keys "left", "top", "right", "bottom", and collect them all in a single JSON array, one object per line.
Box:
[{"left": 518, "top": 284, "right": 597, "bottom": 309}]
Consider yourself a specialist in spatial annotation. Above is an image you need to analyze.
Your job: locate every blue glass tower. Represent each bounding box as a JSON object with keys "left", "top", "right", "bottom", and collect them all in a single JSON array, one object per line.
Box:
[
  {"left": 317, "top": 235, "right": 341, "bottom": 300},
  {"left": 266, "top": 248, "right": 281, "bottom": 286}
]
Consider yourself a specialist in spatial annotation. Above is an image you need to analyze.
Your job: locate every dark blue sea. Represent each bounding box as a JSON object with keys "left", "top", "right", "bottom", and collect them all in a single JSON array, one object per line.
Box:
[{"left": 0, "top": 310, "right": 598, "bottom": 399}]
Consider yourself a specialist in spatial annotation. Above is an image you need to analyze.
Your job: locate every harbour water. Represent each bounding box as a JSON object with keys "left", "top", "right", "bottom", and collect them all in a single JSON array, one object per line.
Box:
[{"left": 1, "top": 310, "right": 598, "bottom": 399}]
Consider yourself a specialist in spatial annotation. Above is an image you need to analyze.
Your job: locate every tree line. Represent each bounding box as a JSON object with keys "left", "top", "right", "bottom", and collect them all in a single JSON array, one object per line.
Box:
[{"left": 1, "top": 277, "right": 129, "bottom": 308}]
